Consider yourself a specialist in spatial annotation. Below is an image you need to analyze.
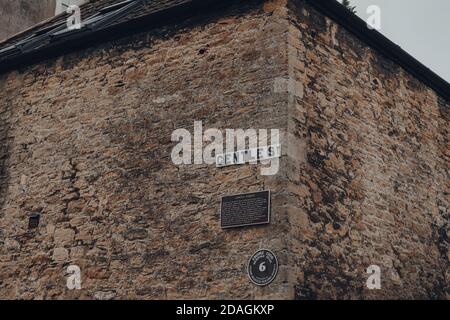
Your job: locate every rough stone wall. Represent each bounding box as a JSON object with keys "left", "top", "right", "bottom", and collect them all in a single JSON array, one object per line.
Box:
[
  {"left": 0, "top": 0, "right": 56, "bottom": 41},
  {"left": 0, "top": 0, "right": 291, "bottom": 299},
  {"left": 286, "top": 1, "right": 449, "bottom": 299}
]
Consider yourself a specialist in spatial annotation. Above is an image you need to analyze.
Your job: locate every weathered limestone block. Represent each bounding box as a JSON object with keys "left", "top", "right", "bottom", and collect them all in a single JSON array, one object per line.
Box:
[
  {"left": 52, "top": 248, "right": 69, "bottom": 262},
  {"left": 53, "top": 228, "right": 75, "bottom": 246}
]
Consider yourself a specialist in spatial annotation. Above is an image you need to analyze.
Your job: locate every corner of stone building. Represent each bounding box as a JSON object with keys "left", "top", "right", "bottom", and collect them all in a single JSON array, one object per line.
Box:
[
  {"left": 278, "top": 0, "right": 449, "bottom": 300},
  {"left": 0, "top": 72, "right": 18, "bottom": 215},
  {"left": 0, "top": 0, "right": 447, "bottom": 301}
]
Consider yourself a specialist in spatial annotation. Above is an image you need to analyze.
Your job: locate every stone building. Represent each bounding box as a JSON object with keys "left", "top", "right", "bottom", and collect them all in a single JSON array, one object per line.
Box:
[{"left": 0, "top": 0, "right": 448, "bottom": 300}]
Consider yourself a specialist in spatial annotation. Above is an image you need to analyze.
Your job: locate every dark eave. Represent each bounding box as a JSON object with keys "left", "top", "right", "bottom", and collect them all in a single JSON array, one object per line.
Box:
[{"left": 0, "top": 0, "right": 448, "bottom": 101}]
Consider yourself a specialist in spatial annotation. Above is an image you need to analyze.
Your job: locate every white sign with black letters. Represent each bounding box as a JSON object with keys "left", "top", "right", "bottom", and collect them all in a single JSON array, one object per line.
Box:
[{"left": 216, "top": 145, "right": 281, "bottom": 168}]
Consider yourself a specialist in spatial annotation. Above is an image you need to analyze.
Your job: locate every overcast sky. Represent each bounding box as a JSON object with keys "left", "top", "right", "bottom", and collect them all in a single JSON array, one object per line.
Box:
[{"left": 345, "top": 0, "right": 450, "bottom": 83}]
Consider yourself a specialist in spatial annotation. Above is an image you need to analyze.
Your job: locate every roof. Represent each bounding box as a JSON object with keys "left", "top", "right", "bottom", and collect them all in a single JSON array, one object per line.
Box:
[
  {"left": 0, "top": 0, "right": 197, "bottom": 69},
  {"left": 0, "top": 0, "right": 448, "bottom": 101},
  {"left": 0, "top": 0, "right": 189, "bottom": 47}
]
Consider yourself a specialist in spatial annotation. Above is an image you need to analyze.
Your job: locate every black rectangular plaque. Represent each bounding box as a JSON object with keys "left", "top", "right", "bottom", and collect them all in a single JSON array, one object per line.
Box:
[{"left": 220, "top": 190, "right": 270, "bottom": 229}]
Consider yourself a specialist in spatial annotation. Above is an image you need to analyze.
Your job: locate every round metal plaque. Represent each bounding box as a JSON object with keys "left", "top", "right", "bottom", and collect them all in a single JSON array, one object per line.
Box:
[{"left": 247, "top": 249, "right": 278, "bottom": 286}]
